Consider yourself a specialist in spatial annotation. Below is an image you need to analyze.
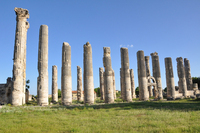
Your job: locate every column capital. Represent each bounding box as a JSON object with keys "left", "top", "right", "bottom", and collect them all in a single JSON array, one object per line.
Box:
[{"left": 14, "top": 7, "right": 29, "bottom": 19}]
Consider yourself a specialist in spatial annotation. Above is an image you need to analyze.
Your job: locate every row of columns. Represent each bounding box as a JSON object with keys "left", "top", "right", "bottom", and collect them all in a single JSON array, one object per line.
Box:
[{"left": 11, "top": 7, "right": 195, "bottom": 106}]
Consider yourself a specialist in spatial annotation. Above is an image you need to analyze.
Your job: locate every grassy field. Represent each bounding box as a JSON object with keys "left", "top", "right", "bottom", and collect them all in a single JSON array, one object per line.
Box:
[{"left": 0, "top": 99, "right": 200, "bottom": 133}]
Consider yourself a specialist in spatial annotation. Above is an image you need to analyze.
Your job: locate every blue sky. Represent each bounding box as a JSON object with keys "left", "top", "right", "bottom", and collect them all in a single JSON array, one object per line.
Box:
[{"left": 0, "top": 0, "right": 200, "bottom": 95}]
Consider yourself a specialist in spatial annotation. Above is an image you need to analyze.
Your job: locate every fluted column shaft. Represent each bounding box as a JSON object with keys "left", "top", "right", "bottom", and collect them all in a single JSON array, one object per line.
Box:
[
  {"left": 83, "top": 42, "right": 94, "bottom": 104},
  {"left": 99, "top": 67, "right": 104, "bottom": 100},
  {"left": 61, "top": 42, "right": 72, "bottom": 105},
  {"left": 103, "top": 47, "right": 114, "bottom": 103},
  {"left": 130, "top": 69, "right": 136, "bottom": 98},
  {"left": 184, "top": 58, "right": 193, "bottom": 90},
  {"left": 112, "top": 70, "right": 116, "bottom": 99},
  {"left": 12, "top": 7, "right": 29, "bottom": 106},
  {"left": 77, "top": 66, "right": 83, "bottom": 101},
  {"left": 165, "top": 57, "right": 176, "bottom": 99},
  {"left": 177, "top": 57, "right": 187, "bottom": 97},
  {"left": 151, "top": 52, "right": 163, "bottom": 99},
  {"left": 52, "top": 65, "right": 58, "bottom": 102},
  {"left": 121, "top": 48, "right": 132, "bottom": 102},
  {"left": 37, "top": 25, "right": 48, "bottom": 106},
  {"left": 137, "top": 51, "right": 149, "bottom": 101},
  {"left": 145, "top": 56, "right": 153, "bottom": 97}
]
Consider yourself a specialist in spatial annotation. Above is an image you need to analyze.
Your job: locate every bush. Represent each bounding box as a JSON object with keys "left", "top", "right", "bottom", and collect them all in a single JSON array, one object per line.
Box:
[{"left": 58, "top": 89, "right": 61, "bottom": 98}]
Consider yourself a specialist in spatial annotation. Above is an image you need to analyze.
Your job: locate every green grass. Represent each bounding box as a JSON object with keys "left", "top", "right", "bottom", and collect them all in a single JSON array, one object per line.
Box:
[{"left": 0, "top": 99, "right": 200, "bottom": 132}]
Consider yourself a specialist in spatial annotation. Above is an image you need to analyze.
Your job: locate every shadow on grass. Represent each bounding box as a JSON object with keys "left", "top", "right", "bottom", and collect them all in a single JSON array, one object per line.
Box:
[{"left": 51, "top": 98, "right": 200, "bottom": 112}]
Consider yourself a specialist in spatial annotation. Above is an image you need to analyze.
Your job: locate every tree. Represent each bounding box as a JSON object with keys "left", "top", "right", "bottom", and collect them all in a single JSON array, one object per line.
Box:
[
  {"left": 116, "top": 91, "right": 121, "bottom": 98},
  {"left": 164, "top": 87, "right": 167, "bottom": 92},
  {"left": 58, "top": 89, "right": 61, "bottom": 98},
  {"left": 135, "top": 87, "right": 139, "bottom": 96},
  {"left": 26, "top": 79, "right": 30, "bottom": 90},
  {"left": 94, "top": 87, "right": 101, "bottom": 97}
]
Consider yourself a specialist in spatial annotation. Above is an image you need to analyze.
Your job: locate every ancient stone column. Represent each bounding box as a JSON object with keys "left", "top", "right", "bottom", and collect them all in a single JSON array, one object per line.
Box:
[
  {"left": 61, "top": 42, "right": 72, "bottom": 105},
  {"left": 120, "top": 68, "right": 124, "bottom": 100},
  {"left": 176, "top": 57, "right": 187, "bottom": 97},
  {"left": 184, "top": 58, "right": 193, "bottom": 90},
  {"left": 150, "top": 52, "right": 163, "bottom": 100},
  {"left": 137, "top": 50, "right": 149, "bottom": 101},
  {"left": 83, "top": 42, "right": 94, "bottom": 104},
  {"left": 52, "top": 65, "right": 58, "bottom": 102},
  {"left": 112, "top": 70, "right": 116, "bottom": 99},
  {"left": 12, "top": 7, "right": 29, "bottom": 106},
  {"left": 130, "top": 69, "right": 136, "bottom": 98},
  {"left": 103, "top": 47, "right": 114, "bottom": 103},
  {"left": 99, "top": 67, "right": 104, "bottom": 100},
  {"left": 145, "top": 56, "right": 153, "bottom": 97},
  {"left": 37, "top": 25, "right": 48, "bottom": 106},
  {"left": 121, "top": 48, "right": 132, "bottom": 102},
  {"left": 165, "top": 57, "right": 176, "bottom": 100},
  {"left": 77, "top": 66, "right": 83, "bottom": 101}
]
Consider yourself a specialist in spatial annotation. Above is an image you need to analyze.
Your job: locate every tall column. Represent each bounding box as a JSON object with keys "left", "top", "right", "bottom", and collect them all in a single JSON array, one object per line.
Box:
[
  {"left": 130, "top": 69, "right": 136, "bottom": 98},
  {"left": 99, "top": 67, "right": 104, "bottom": 100},
  {"left": 150, "top": 52, "right": 163, "bottom": 100},
  {"left": 37, "top": 25, "right": 48, "bottom": 106},
  {"left": 137, "top": 50, "right": 149, "bottom": 101},
  {"left": 145, "top": 56, "right": 153, "bottom": 97},
  {"left": 112, "top": 70, "right": 116, "bottom": 99},
  {"left": 121, "top": 48, "right": 132, "bottom": 102},
  {"left": 77, "top": 66, "right": 83, "bottom": 101},
  {"left": 61, "top": 42, "right": 72, "bottom": 105},
  {"left": 52, "top": 65, "right": 58, "bottom": 102},
  {"left": 12, "top": 7, "right": 29, "bottom": 106},
  {"left": 184, "top": 58, "right": 193, "bottom": 90},
  {"left": 176, "top": 57, "right": 187, "bottom": 97},
  {"left": 165, "top": 57, "right": 176, "bottom": 100},
  {"left": 120, "top": 68, "right": 125, "bottom": 100},
  {"left": 83, "top": 42, "right": 94, "bottom": 104},
  {"left": 103, "top": 47, "right": 114, "bottom": 103}
]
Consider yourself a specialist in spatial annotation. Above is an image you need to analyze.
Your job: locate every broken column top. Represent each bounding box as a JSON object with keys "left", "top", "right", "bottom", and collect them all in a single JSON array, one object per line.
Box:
[
  {"left": 84, "top": 42, "right": 91, "bottom": 47},
  {"left": 145, "top": 56, "right": 150, "bottom": 60},
  {"left": 150, "top": 52, "right": 158, "bottom": 56},
  {"left": 121, "top": 47, "right": 128, "bottom": 50},
  {"left": 52, "top": 65, "right": 57, "bottom": 68},
  {"left": 77, "top": 66, "right": 81, "bottom": 69},
  {"left": 176, "top": 57, "right": 183, "bottom": 62},
  {"left": 14, "top": 7, "right": 29, "bottom": 19},
  {"left": 63, "top": 42, "right": 70, "bottom": 46},
  {"left": 103, "top": 47, "right": 111, "bottom": 56},
  {"left": 184, "top": 58, "right": 188, "bottom": 61}
]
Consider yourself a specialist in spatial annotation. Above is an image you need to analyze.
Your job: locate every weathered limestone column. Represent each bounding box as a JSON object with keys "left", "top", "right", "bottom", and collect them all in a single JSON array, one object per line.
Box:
[
  {"left": 120, "top": 68, "right": 124, "bottom": 100},
  {"left": 137, "top": 51, "right": 149, "bottom": 101},
  {"left": 130, "top": 69, "right": 136, "bottom": 98},
  {"left": 103, "top": 47, "right": 114, "bottom": 103},
  {"left": 83, "top": 42, "right": 94, "bottom": 104},
  {"left": 61, "top": 42, "right": 72, "bottom": 105},
  {"left": 121, "top": 48, "right": 132, "bottom": 102},
  {"left": 176, "top": 57, "right": 187, "bottom": 97},
  {"left": 150, "top": 52, "right": 163, "bottom": 100},
  {"left": 145, "top": 56, "right": 153, "bottom": 97},
  {"left": 99, "top": 67, "right": 104, "bottom": 100},
  {"left": 112, "top": 70, "right": 116, "bottom": 99},
  {"left": 37, "top": 25, "right": 48, "bottom": 106},
  {"left": 165, "top": 57, "right": 176, "bottom": 100},
  {"left": 12, "top": 7, "right": 29, "bottom": 106},
  {"left": 52, "top": 65, "right": 58, "bottom": 102},
  {"left": 184, "top": 58, "right": 193, "bottom": 90},
  {"left": 77, "top": 66, "right": 83, "bottom": 101}
]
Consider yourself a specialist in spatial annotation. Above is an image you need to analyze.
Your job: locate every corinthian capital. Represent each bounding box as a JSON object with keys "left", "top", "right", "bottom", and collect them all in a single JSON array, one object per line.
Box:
[{"left": 14, "top": 7, "right": 29, "bottom": 19}]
